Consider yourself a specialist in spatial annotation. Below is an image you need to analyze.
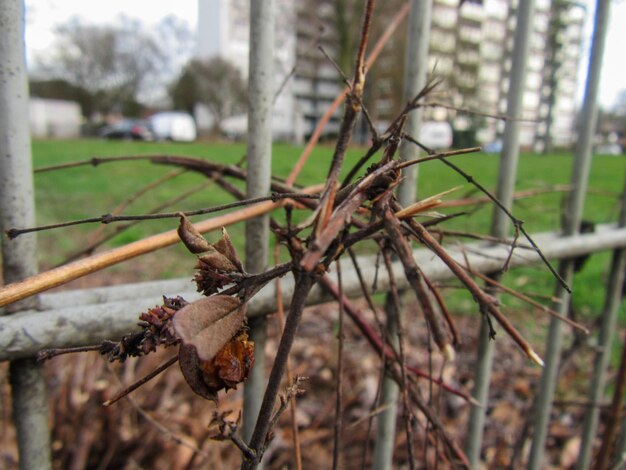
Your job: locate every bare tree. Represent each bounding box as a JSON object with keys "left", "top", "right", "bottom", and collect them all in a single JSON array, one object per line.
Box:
[
  {"left": 41, "top": 16, "right": 166, "bottom": 114},
  {"left": 170, "top": 57, "right": 247, "bottom": 133}
]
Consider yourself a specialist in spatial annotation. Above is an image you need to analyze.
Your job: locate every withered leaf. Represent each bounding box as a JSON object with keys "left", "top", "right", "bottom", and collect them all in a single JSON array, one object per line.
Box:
[
  {"left": 177, "top": 213, "right": 211, "bottom": 254},
  {"left": 179, "top": 343, "right": 219, "bottom": 402},
  {"left": 201, "top": 331, "right": 255, "bottom": 390},
  {"left": 197, "top": 247, "right": 239, "bottom": 273},
  {"left": 172, "top": 295, "right": 246, "bottom": 361},
  {"left": 213, "top": 228, "right": 244, "bottom": 272}
]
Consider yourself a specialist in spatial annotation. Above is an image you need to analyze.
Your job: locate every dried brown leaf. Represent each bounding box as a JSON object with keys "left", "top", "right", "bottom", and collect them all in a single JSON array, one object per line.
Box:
[
  {"left": 177, "top": 213, "right": 212, "bottom": 254},
  {"left": 178, "top": 343, "right": 219, "bottom": 402},
  {"left": 172, "top": 295, "right": 246, "bottom": 361},
  {"left": 213, "top": 227, "right": 244, "bottom": 272}
]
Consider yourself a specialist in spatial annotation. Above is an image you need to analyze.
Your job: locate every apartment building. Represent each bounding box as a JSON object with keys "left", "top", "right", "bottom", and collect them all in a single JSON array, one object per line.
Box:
[{"left": 196, "top": 0, "right": 585, "bottom": 149}]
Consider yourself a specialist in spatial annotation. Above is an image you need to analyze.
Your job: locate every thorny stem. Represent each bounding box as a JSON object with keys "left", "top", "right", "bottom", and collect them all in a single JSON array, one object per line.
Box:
[
  {"left": 59, "top": 180, "right": 214, "bottom": 266},
  {"left": 403, "top": 215, "right": 545, "bottom": 367},
  {"left": 381, "top": 247, "right": 416, "bottom": 470},
  {"left": 243, "top": 273, "right": 316, "bottom": 469},
  {"left": 7, "top": 193, "right": 319, "bottom": 238},
  {"left": 404, "top": 134, "right": 570, "bottom": 293},
  {"left": 466, "top": 266, "right": 588, "bottom": 333},
  {"left": 406, "top": 378, "right": 471, "bottom": 469},
  {"left": 285, "top": 1, "right": 409, "bottom": 188},
  {"left": 383, "top": 206, "right": 453, "bottom": 359},
  {"left": 332, "top": 260, "right": 345, "bottom": 470},
  {"left": 319, "top": 275, "right": 474, "bottom": 403},
  {"left": 314, "top": 0, "right": 376, "bottom": 237},
  {"left": 272, "top": 241, "right": 303, "bottom": 470},
  {"left": 421, "top": 100, "right": 538, "bottom": 123}
]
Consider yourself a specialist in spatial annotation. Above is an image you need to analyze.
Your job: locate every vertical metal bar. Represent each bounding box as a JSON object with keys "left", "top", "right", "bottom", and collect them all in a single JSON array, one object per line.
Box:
[
  {"left": 576, "top": 11, "right": 620, "bottom": 468},
  {"left": 577, "top": 216, "right": 626, "bottom": 468},
  {"left": 242, "top": 0, "right": 275, "bottom": 454},
  {"left": 465, "top": 1, "right": 535, "bottom": 466},
  {"left": 373, "top": 2, "right": 432, "bottom": 468},
  {"left": 396, "top": 0, "right": 432, "bottom": 205},
  {"left": 0, "top": 1, "right": 52, "bottom": 469},
  {"left": 528, "top": 0, "right": 611, "bottom": 467}
]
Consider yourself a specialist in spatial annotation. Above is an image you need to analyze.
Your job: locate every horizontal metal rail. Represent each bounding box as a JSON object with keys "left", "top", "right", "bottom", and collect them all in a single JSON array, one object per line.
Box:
[{"left": 1, "top": 223, "right": 625, "bottom": 362}]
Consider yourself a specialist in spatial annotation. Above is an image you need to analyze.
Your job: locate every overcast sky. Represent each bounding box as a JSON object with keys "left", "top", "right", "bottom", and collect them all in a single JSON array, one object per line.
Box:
[{"left": 23, "top": 0, "right": 626, "bottom": 108}]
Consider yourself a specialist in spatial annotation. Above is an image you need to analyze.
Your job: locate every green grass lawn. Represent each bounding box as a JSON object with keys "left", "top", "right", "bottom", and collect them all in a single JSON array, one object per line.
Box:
[{"left": 30, "top": 138, "right": 626, "bottom": 318}]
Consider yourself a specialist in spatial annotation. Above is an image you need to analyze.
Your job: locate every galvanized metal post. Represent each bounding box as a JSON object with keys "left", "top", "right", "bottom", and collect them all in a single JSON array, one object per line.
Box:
[
  {"left": 243, "top": 0, "right": 275, "bottom": 453},
  {"left": 465, "top": 1, "right": 535, "bottom": 466},
  {"left": 576, "top": 173, "right": 626, "bottom": 469},
  {"left": 528, "top": 0, "right": 611, "bottom": 467},
  {"left": 373, "top": 2, "right": 432, "bottom": 468},
  {"left": 395, "top": 0, "right": 432, "bottom": 206},
  {"left": 575, "top": 2, "right": 617, "bottom": 466},
  {"left": 0, "top": 1, "right": 52, "bottom": 469}
]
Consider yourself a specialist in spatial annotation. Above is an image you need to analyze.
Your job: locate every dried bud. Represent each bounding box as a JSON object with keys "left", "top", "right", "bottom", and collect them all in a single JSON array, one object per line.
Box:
[
  {"left": 213, "top": 228, "right": 244, "bottom": 272},
  {"left": 177, "top": 212, "right": 211, "bottom": 254},
  {"left": 99, "top": 296, "right": 187, "bottom": 362},
  {"left": 193, "top": 229, "right": 244, "bottom": 295}
]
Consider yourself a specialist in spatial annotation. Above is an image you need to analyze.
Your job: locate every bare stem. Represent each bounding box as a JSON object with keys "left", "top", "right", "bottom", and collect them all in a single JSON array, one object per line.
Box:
[
  {"left": 7, "top": 193, "right": 319, "bottom": 239},
  {"left": 332, "top": 260, "right": 345, "bottom": 470},
  {"left": 102, "top": 355, "right": 178, "bottom": 406},
  {"left": 242, "top": 273, "right": 316, "bottom": 469}
]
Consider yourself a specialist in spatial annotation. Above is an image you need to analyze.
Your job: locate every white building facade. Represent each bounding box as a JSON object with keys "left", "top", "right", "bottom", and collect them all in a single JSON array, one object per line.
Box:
[{"left": 196, "top": 0, "right": 585, "bottom": 149}]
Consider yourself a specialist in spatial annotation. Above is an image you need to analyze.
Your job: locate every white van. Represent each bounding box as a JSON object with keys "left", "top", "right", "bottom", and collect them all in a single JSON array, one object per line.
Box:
[
  {"left": 418, "top": 121, "right": 453, "bottom": 150},
  {"left": 148, "top": 112, "right": 197, "bottom": 142}
]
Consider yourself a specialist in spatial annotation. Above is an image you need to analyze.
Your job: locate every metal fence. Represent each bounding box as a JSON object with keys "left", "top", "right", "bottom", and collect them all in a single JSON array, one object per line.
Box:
[{"left": 1, "top": 0, "right": 625, "bottom": 468}]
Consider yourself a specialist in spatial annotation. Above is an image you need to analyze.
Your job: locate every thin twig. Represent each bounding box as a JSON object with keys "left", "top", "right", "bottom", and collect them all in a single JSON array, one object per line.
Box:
[
  {"left": 318, "top": 275, "right": 475, "bottom": 402},
  {"left": 404, "top": 134, "right": 570, "bottom": 293},
  {"left": 381, "top": 245, "right": 416, "bottom": 470},
  {"left": 0, "top": 183, "right": 323, "bottom": 308},
  {"left": 124, "top": 394, "right": 211, "bottom": 459},
  {"left": 422, "top": 100, "right": 539, "bottom": 122},
  {"left": 272, "top": 240, "right": 303, "bottom": 470},
  {"left": 60, "top": 179, "right": 214, "bottom": 265},
  {"left": 243, "top": 274, "right": 316, "bottom": 469},
  {"left": 284, "top": 1, "right": 410, "bottom": 187},
  {"left": 37, "top": 345, "right": 103, "bottom": 362},
  {"left": 465, "top": 265, "right": 588, "bottom": 333},
  {"left": 7, "top": 193, "right": 319, "bottom": 238},
  {"left": 103, "top": 355, "right": 179, "bottom": 406},
  {"left": 402, "top": 215, "right": 545, "bottom": 367},
  {"left": 332, "top": 260, "right": 345, "bottom": 470}
]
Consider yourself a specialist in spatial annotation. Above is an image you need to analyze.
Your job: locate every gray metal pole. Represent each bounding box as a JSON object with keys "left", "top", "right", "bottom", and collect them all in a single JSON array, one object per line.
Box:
[
  {"left": 465, "top": 1, "right": 535, "bottom": 466},
  {"left": 528, "top": 0, "right": 611, "bottom": 467},
  {"left": 396, "top": 0, "right": 432, "bottom": 205},
  {"left": 575, "top": 2, "right": 617, "bottom": 466},
  {"left": 373, "top": 2, "right": 432, "bottom": 468},
  {"left": 243, "top": 0, "right": 275, "bottom": 452},
  {"left": 577, "top": 174, "right": 626, "bottom": 469},
  {"left": 0, "top": 1, "right": 52, "bottom": 469}
]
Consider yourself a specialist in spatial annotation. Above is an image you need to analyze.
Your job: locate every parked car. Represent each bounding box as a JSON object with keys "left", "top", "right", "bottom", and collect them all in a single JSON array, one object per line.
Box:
[
  {"left": 596, "top": 144, "right": 622, "bottom": 156},
  {"left": 148, "top": 112, "right": 197, "bottom": 142},
  {"left": 419, "top": 121, "right": 453, "bottom": 150},
  {"left": 99, "top": 119, "right": 154, "bottom": 141},
  {"left": 483, "top": 139, "right": 503, "bottom": 154}
]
